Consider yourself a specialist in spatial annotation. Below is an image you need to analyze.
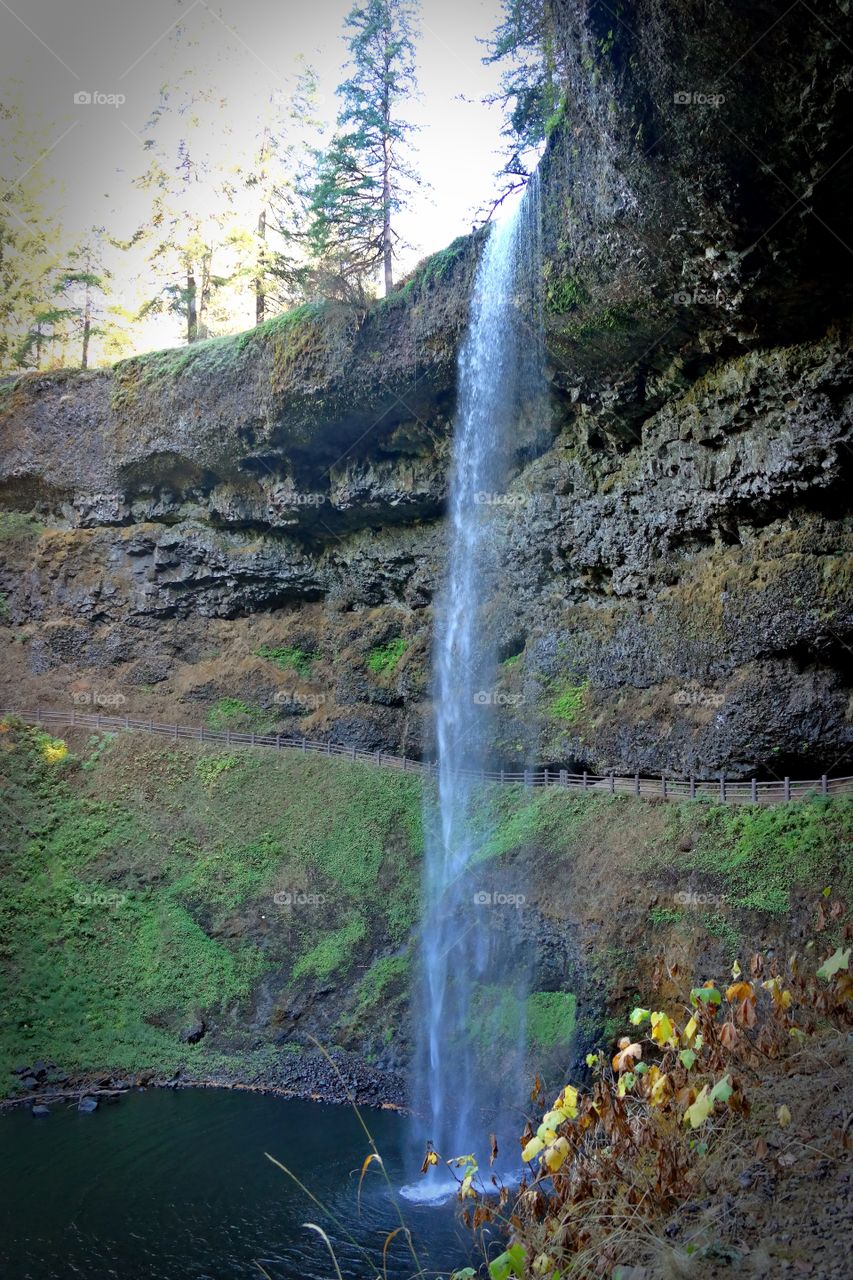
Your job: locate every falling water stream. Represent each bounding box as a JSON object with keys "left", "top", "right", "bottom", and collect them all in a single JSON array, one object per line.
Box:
[{"left": 407, "top": 177, "right": 547, "bottom": 1199}]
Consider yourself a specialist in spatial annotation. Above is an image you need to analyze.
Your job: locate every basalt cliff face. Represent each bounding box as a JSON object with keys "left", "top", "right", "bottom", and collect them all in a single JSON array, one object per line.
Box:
[{"left": 2, "top": 0, "right": 852, "bottom": 778}]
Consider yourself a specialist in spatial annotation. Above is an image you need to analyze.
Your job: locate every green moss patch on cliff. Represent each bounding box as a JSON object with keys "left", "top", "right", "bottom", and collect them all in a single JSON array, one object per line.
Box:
[
  {"left": 367, "top": 637, "right": 408, "bottom": 674},
  {"left": 0, "top": 511, "right": 44, "bottom": 544}
]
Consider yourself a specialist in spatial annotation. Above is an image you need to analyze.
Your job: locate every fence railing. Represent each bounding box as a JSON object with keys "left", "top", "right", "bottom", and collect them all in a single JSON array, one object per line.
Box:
[{"left": 4, "top": 708, "right": 852, "bottom": 806}]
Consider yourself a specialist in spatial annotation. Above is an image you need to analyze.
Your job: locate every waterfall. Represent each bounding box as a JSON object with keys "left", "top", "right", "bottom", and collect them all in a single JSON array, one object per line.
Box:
[{"left": 408, "top": 176, "right": 547, "bottom": 1194}]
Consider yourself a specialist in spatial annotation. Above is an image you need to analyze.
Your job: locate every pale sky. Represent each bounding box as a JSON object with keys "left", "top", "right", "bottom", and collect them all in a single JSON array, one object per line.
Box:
[{"left": 0, "top": 0, "right": 509, "bottom": 353}]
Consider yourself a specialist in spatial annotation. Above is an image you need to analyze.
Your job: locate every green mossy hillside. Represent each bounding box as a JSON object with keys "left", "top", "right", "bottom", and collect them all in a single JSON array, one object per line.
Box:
[
  {"left": 0, "top": 723, "right": 424, "bottom": 1079},
  {"left": 2, "top": 720, "right": 850, "bottom": 1088}
]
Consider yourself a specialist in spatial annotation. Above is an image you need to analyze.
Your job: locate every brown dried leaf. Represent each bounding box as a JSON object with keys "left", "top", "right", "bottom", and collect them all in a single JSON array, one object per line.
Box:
[{"left": 720, "top": 1020, "right": 738, "bottom": 1051}]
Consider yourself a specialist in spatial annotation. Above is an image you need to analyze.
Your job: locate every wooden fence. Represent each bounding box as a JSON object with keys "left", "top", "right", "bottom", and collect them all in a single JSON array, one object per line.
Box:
[{"left": 4, "top": 708, "right": 852, "bottom": 806}]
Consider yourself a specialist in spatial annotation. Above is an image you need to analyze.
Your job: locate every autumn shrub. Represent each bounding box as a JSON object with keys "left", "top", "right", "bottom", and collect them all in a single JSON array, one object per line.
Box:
[{"left": 428, "top": 898, "right": 852, "bottom": 1279}]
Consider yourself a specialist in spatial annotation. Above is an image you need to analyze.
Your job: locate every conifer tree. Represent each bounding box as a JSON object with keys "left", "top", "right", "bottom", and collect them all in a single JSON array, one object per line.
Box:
[
  {"left": 310, "top": 0, "right": 420, "bottom": 296},
  {"left": 482, "top": 0, "right": 563, "bottom": 199}
]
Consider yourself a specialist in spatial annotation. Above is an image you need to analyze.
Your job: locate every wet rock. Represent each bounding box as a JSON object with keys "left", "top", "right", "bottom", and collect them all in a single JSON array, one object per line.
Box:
[
  {"left": 31, "top": 1104, "right": 51, "bottom": 1117},
  {"left": 77, "top": 1096, "right": 98, "bottom": 1113}
]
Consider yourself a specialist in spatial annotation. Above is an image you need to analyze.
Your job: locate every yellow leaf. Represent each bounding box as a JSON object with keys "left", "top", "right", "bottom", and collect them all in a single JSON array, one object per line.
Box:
[
  {"left": 650, "top": 1072, "right": 670, "bottom": 1106},
  {"left": 726, "top": 982, "right": 753, "bottom": 1003},
  {"left": 682, "top": 1015, "right": 698, "bottom": 1044},
  {"left": 684, "top": 1086, "right": 713, "bottom": 1129},
  {"left": 553, "top": 1085, "right": 578, "bottom": 1119},
  {"left": 776, "top": 1104, "right": 792, "bottom": 1129},
  {"left": 522, "top": 1136, "right": 545, "bottom": 1163},
  {"left": 543, "top": 1136, "right": 569, "bottom": 1173},
  {"left": 731, "top": 959, "right": 742, "bottom": 979},
  {"left": 650, "top": 1012, "right": 677, "bottom": 1047}
]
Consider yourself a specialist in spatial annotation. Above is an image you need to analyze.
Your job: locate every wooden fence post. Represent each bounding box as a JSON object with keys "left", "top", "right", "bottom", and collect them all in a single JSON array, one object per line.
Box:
[
  {"left": 720, "top": 775, "right": 726, "bottom": 803},
  {"left": 582, "top": 771, "right": 588, "bottom": 792},
  {"left": 751, "top": 777, "right": 757, "bottom": 803},
  {"left": 351, "top": 745, "right": 356, "bottom": 762},
  {"left": 821, "top": 774, "right": 828, "bottom": 796},
  {"left": 635, "top": 772, "right": 640, "bottom": 796},
  {"left": 662, "top": 774, "right": 667, "bottom": 799},
  {"left": 501, "top": 768, "right": 505, "bottom": 784},
  {"left": 302, "top": 738, "right": 307, "bottom": 752},
  {"left": 690, "top": 774, "right": 696, "bottom": 799},
  {"left": 609, "top": 772, "right": 615, "bottom": 795},
  {"left": 784, "top": 776, "right": 790, "bottom": 802},
  {"left": 560, "top": 769, "right": 567, "bottom": 787}
]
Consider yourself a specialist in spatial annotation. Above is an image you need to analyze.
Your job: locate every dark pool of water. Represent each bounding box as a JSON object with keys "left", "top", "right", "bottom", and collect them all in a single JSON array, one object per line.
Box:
[{"left": 0, "top": 1089, "right": 472, "bottom": 1279}]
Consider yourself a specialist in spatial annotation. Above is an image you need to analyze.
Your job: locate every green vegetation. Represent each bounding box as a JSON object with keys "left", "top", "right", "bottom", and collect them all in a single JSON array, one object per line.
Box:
[
  {"left": 648, "top": 907, "right": 683, "bottom": 928},
  {"left": 205, "top": 698, "right": 273, "bottom": 732},
  {"left": 544, "top": 270, "right": 590, "bottom": 314},
  {"left": 195, "top": 753, "right": 239, "bottom": 786},
  {"left": 2, "top": 717, "right": 851, "bottom": 1090},
  {"left": 351, "top": 954, "right": 409, "bottom": 1019},
  {"left": 366, "top": 637, "right": 408, "bottom": 674},
  {"left": 112, "top": 303, "right": 327, "bottom": 387},
  {"left": 293, "top": 919, "right": 368, "bottom": 981},
  {"left": 690, "top": 799, "right": 853, "bottom": 913},
  {"left": 469, "top": 985, "right": 577, "bottom": 1054},
  {"left": 559, "top": 304, "right": 635, "bottom": 342},
  {"left": 0, "top": 511, "right": 44, "bottom": 542},
  {"left": 527, "top": 991, "right": 577, "bottom": 1049},
  {"left": 548, "top": 678, "right": 589, "bottom": 723},
  {"left": 0, "top": 722, "right": 425, "bottom": 1077},
  {"left": 254, "top": 645, "right": 318, "bottom": 676}
]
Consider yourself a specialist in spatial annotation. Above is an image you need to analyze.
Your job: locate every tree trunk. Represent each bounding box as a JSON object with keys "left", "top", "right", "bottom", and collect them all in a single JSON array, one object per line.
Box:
[
  {"left": 382, "top": 142, "right": 393, "bottom": 295},
  {"left": 186, "top": 266, "right": 198, "bottom": 344},
  {"left": 255, "top": 207, "right": 266, "bottom": 325},
  {"left": 199, "top": 250, "right": 212, "bottom": 340},
  {"left": 81, "top": 284, "right": 91, "bottom": 370}
]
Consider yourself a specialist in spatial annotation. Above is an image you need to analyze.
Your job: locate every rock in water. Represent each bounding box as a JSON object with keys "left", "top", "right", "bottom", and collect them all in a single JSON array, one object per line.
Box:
[
  {"left": 31, "top": 1104, "right": 50, "bottom": 1117},
  {"left": 77, "top": 1096, "right": 98, "bottom": 1113}
]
